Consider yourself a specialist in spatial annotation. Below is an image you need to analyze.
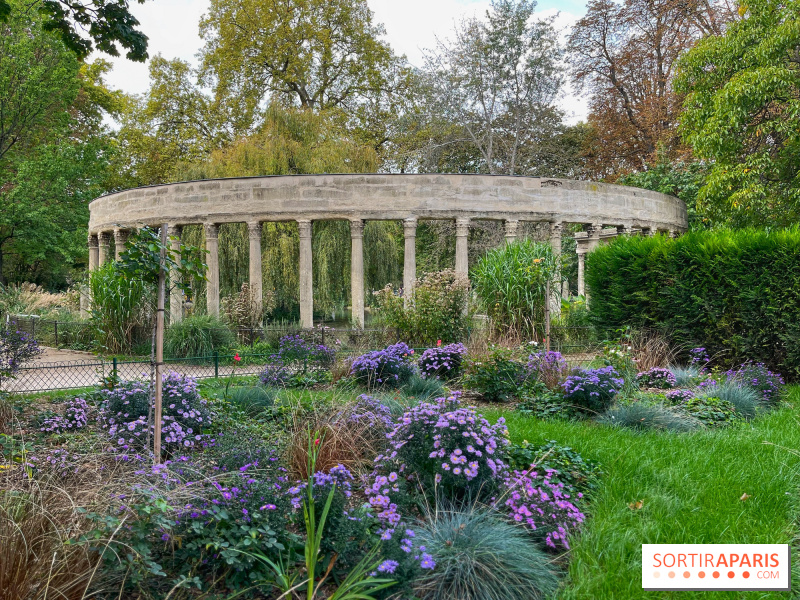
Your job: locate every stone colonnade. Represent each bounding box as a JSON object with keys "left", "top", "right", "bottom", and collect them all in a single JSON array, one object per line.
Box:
[
  {"left": 85, "top": 218, "right": 681, "bottom": 328},
  {"left": 86, "top": 174, "right": 689, "bottom": 327}
]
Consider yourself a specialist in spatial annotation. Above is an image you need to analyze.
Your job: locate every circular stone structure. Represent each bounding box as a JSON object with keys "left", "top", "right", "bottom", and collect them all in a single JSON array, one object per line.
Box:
[{"left": 86, "top": 173, "right": 688, "bottom": 327}]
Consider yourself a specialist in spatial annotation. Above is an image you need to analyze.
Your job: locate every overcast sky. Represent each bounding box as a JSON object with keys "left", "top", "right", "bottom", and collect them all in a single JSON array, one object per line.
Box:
[{"left": 99, "top": 0, "right": 589, "bottom": 123}]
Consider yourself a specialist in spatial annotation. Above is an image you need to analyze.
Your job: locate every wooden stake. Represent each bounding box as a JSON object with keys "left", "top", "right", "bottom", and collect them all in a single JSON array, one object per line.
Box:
[
  {"left": 545, "top": 279, "right": 551, "bottom": 352},
  {"left": 153, "top": 224, "right": 167, "bottom": 464}
]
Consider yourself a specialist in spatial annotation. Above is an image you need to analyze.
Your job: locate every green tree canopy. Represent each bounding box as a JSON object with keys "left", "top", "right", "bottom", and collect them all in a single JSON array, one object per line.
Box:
[{"left": 676, "top": 0, "right": 800, "bottom": 227}]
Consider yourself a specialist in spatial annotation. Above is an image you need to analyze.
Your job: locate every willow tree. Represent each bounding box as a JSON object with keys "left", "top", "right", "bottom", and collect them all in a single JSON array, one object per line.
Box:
[{"left": 180, "top": 105, "right": 401, "bottom": 322}]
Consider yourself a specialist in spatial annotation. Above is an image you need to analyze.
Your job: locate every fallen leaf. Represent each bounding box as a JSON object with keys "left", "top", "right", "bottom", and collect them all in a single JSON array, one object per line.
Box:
[
  {"left": 740, "top": 493, "right": 751, "bottom": 501},
  {"left": 628, "top": 500, "right": 644, "bottom": 510}
]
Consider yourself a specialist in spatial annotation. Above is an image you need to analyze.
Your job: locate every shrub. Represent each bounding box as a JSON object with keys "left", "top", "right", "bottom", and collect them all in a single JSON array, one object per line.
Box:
[
  {"left": 636, "top": 367, "right": 677, "bottom": 389},
  {"left": 599, "top": 403, "right": 701, "bottom": 432},
  {"left": 0, "top": 324, "right": 42, "bottom": 386},
  {"left": 101, "top": 372, "right": 211, "bottom": 454},
  {"left": 349, "top": 342, "right": 415, "bottom": 389},
  {"left": 226, "top": 386, "right": 278, "bottom": 417},
  {"left": 505, "top": 440, "right": 602, "bottom": 496},
  {"left": 366, "top": 396, "right": 510, "bottom": 516},
  {"left": 413, "top": 507, "right": 559, "bottom": 600},
  {"left": 586, "top": 229, "right": 800, "bottom": 380},
  {"left": 374, "top": 269, "right": 470, "bottom": 345},
  {"left": 259, "top": 334, "right": 336, "bottom": 388},
  {"left": 418, "top": 343, "right": 467, "bottom": 380},
  {"left": 164, "top": 314, "right": 235, "bottom": 359},
  {"left": 205, "top": 428, "right": 282, "bottom": 473},
  {"left": 683, "top": 396, "right": 739, "bottom": 427},
  {"left": 500, "top": 467, "right": 586, "bottom": 550},
  {"left": 725, "top": 362, "right": 785, "bottom": 405},
  {"left": 699, "top": 381, "right": 761, "bottom": 420},
  {"left": 462, "top": 346, "right": 526, "bottom": 402},
  {"left": 562, "top": 366, "right": 624, "bottom": 413},
  {"left": 472, "top": 239, "right": 559, "bottom": 338},
  {"left": 669, "top": 365, "right": 702, "bottom": 387},
  {"left": 665, "top": 389, "right": 695, "bottom": 404},
  {"left": 40, "top": 397, "right": 91, "bottom": 433},
  {"left": 526, "top": 350, "right": 569, "bottom": 389}
]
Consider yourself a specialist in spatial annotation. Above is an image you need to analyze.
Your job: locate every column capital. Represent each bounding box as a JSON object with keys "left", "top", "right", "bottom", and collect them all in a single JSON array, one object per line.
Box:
[
  {"left": 617, "top": 224, "right": 633, "bottom": 235},
  {"left": 247, "top": 221, "right": 262, "bottom": 239},
  {"left": 587, "top": 222, "right": 603, "bottom": 236},
  {"left": 169, "top": 224, "right": 184, "bottom": 237},
  {"left": 550, "top": 221, "right": 563, "bottom": 236},
  {"left": 114, "top": 227, "right": 130, "bottom": 242},
  {"left": 98, "top": 231, "right": 111, "bottom": 244},
  {"left": 350, "top": 219, "right": 365, "bottom": 238},
  {"left": 204, "top": 223, "right": 219, "bottom": 239},
  {"left": 297, "top": 219, "right": 312, "bottom": 238},
  {"left": 455, "top": 217, "right": 471, "bottom": 237},
  {"left": 403, "top": 217, "right": 418, "bottom": 237},
  {"left": 88, "top": 233, "right": 99, "bottom": 248}
]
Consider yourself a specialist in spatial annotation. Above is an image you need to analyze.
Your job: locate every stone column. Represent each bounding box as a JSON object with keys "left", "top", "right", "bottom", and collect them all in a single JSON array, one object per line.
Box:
[
  {"left": 549, "top": 222, "right": 563, "bottom": 316},
  {"left": 97, "top": 231, "right": 111, "bottom": 266},
  {"left": 504, "top": 219, "right": 519, "bottom": 243},
  {"left": 114, "top": 228, "right": 130, "bottom": 260},
  {"left": 170, "top": 225, "right": 184, "bottom": 324},
  {"left": 350, "top": 219, "right": 365, "bottom": 328},
  {"left": 403, "top": 218, "right": 417, "bottom": 307},
  {"left": 577, "top": 248, "right": 587, "bottom": 297},
  {"left": 204, "top": 223, "right": 220, "bottom": 317},
  {"left": 587, "top": 222, "right": 602, "bottom": 251},
  {"left": 298, "top": 219, "right": 313, "bottom": 329},
  {"left": 455, "top": 218, "right": 470, "bottom": 277},
  {"left": 248, "top": 221, "right": 263, "bottom": 319},
  {"left": 81, "top": 234, "right": 100, "bottom": 317}
]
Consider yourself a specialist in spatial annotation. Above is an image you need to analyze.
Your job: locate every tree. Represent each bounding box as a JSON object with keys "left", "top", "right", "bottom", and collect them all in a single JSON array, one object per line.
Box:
[
  {"left": 423, "top": 0, "right": 564, "bottom": 175},
  {"left": 676, "top": 0, "right": 800, "bottom": 227},
  {"left": 569, "top": 0, "right": 735, "bottom": 178},
  {"left": 198, "top": 0, "right": 406, "bottom": 138},
  {"left": 0, "top": 0, "right": 147, "bottom": 61},
  {"left": 0, "top": 8, "right": 117, "bottom": 286}
]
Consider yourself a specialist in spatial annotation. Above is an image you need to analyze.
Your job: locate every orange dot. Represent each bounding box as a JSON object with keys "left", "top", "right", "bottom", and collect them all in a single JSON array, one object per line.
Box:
[
  {"left": 698, "top": 571, "right": 706, "bottom": 579},
  {"left": 683, "top": 571, "right": 691, "bottom": 578},
  {"left": 713, "top": 571, "right": 720, "bottom": 578},
  {"left": 653, "top": 572, "right": 661, "bottom": 579},
  {"left": 668, "top": 571, "right": 676, "bottom": 579},
  {"left": 743, "top": 571, "right": 750, "bottom": 579},
  {"left": 728, "top": 571, "right": 735, "bottom": 579}
]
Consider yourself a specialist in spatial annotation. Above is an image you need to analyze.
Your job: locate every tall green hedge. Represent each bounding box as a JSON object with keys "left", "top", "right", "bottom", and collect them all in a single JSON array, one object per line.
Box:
[{"left": 586, "top": 229, "right": 800, "bottom": 379}]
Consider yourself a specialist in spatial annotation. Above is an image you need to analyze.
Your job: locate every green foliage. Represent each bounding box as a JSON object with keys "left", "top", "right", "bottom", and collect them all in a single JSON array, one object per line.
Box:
[
  {"left": 413, "top": 507, "right": 559, "bottom": 600},
  {"left": 669, "top": 365, "right": 702, "bottom": 387},
  {"left": 682, "top": 396, "right": 739, "bottom": 428},
  {"left": 618, "top": 154, "right": 708, "bottom": 229},
  {"left": 0, "top": 0, "right": 147, "bottom": 61},
  {"left": 88, "top": 262, "right": 151, "bottom": 354},
  {"left": 586, "top": 229, "right": 800, "bottom": 380},
  {"left": 599, "top": 403, "right": 701, "bottom": 432},
  {"left": 472, "top": 239, "right": 558, "bottom": 338},
  {"left": 516, "top": 383, "right": 577, "bottom": 421},
  {"left": 374, "top": 270, "right": 471, "bottom": 345},
  {"left": 462, "top": 346, "right": 527, "bottom": 402},
  {"left": 505, "top": 439, "right": 601, "bottom": 496},
  {"left": 164, "top": 315, "right": 236, "bottom": 359},
  {"left": 676, "top": 0, "right": 800, "bottom": 227}
]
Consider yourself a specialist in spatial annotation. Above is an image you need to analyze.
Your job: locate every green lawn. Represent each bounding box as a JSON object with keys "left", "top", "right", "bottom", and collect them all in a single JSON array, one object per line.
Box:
[{"left": 485, "top": 385, "right": 800, "bottom": 599}]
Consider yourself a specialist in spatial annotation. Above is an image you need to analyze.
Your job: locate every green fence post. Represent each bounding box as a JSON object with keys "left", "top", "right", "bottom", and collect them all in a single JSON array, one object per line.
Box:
[
  {"left": 54, "top": 321, "right": 59, "bottom": 348},
  {"left": 214, "top": 351, "right": 219, "bottom": 379},
  {"left": 112, "top": 357, "right": 118, "bottom": 382}
]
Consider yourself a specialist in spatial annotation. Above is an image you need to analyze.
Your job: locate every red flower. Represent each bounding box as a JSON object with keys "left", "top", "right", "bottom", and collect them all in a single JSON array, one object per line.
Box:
[
  {"left": 314, "top": 438, "right": 321, "bottom": 446},
  {"left": 234, "top": 353, "right": 241, "bottom": 362},
  {"left": 437, "top": 340, "right": 442, "bottom": 347}
]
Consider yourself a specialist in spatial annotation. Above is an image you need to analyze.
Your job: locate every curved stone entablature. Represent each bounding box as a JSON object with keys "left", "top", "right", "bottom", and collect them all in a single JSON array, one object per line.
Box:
[
  {"left": 88, "top": 174, "right": 687, "bottom": 234},
  {"left": 85, "top": 174, "right": 688, "bottom": 328}
]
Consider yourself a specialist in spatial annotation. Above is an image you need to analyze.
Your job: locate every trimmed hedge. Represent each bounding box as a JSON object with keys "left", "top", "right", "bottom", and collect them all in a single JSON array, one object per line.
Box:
[{"left": 586, "top": 229, "right": 800, "bottom": 380}]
